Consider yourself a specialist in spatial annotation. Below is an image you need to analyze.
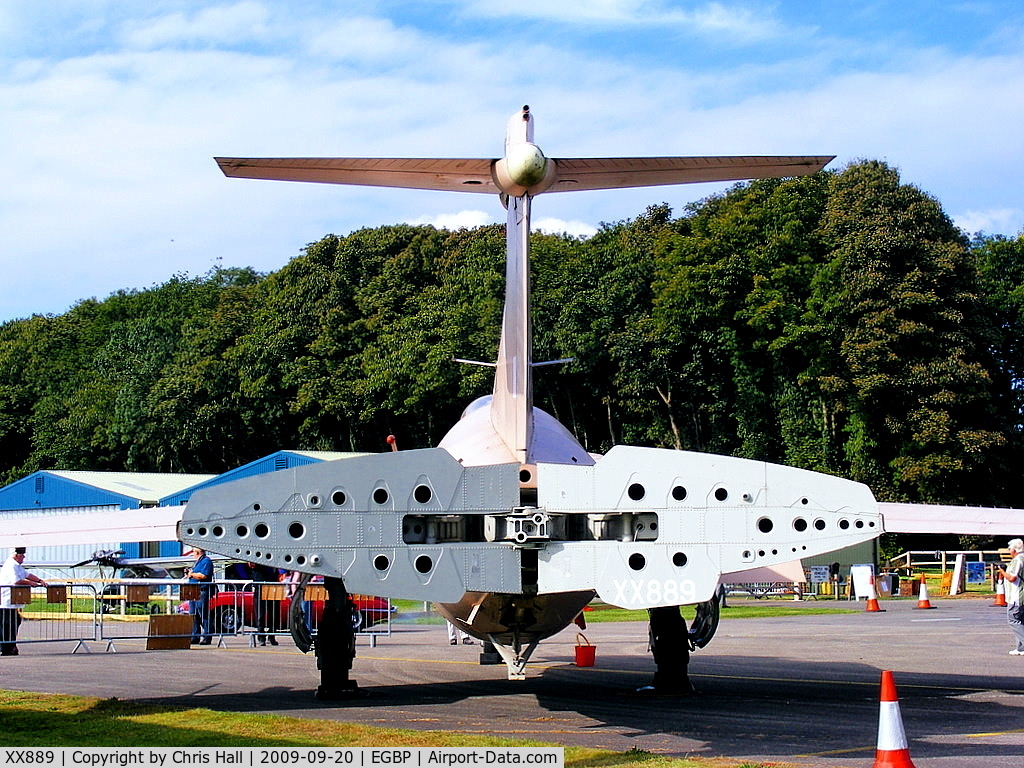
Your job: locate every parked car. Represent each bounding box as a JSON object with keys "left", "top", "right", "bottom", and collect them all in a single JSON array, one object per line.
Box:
[{"left": 182, "top": 585, "right": 394, "bottom": 634}]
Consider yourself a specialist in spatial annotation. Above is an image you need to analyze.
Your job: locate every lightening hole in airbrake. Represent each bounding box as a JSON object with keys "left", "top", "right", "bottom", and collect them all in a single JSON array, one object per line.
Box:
[
  {"left": 236, "top": 525, "right": 248, "bottom": 538},
  {"left": 198, "top": 527, "right": 207, "bottom": 536},
  {"left": 815, "top": 519, "right": 826, "bottom": 530},
  {"left": 253, "top": 503, "right": 261, "bottom": 511},
  {"left": 839, "top": 519, "right": 850, "bottom": 529},
  {"left": 672, "top": 485, "right": 687, "bottom": 501},
  {"left": 520, "top": 469, "right": 532, "bottom": 483},
  {"left": 332, "top": 491, "right": 346, "bottom": 505},
  {"left": 254, "top": 523, "right": 269, "bottom": 538},
  {"left": 628, "top": 553, "right": 646, "bottom": 571},
  {"left": 415, "top": 555, "right": 433, "bottom": 574},
  {"left": 296, "top": 556, "right": 306, "bottom": 565},
  {"left": 757, "top": 517, "right": 774, "bottom": 533},
  {"left": 414, "top": 484, "right": 432, "bottom": 504},
  {"left": 628, "top": 483, "right": 645, "bottom": 501},
  {"left": 373, "top": 488, "right": 389, "bottom": 504},
  {"left": 715, "top": 487, "right": 728, "bottom": 501},
  {"left": 672, "top": 552, "right": 687, "bottom": 567},
  {"left": 212, "top": 526, "right": 223, "bottom": 537},
  {"left": 288, "top": 522, "right": 305, "bottom": 539},
  {"left": 793, "top": 518, "right": 808, "bottom": 532},
  {"left": 374, "top": 555, "right": 390, "bottom": 571}
]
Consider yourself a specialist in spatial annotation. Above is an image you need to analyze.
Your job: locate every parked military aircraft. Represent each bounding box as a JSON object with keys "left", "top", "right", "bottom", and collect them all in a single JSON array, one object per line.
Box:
[{"left": 178, "top": 106, "right": 890, "bottom": 698}]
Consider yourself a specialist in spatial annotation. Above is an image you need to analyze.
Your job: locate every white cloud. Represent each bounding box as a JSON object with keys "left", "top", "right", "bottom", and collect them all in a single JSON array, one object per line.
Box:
[
  {"left": 953, "top": 208, "right": 1023, "bottom": 238},
  {"left": 120, "top": 2, "right": 272, "bottom": 49},
  {"left": 456, "top": 0, "right": 787, "bottom": 41},
  {"left": 534, "top": 217, "right": 598, "bottom": 238},
  {"left": 408, "top": 210, "right": 497, "bottom": 230}
]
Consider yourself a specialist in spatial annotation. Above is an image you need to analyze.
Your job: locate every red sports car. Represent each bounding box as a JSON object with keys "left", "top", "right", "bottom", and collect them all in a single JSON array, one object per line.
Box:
[{"left": 183, "top": 585, "right": 393, "bottom": 634}]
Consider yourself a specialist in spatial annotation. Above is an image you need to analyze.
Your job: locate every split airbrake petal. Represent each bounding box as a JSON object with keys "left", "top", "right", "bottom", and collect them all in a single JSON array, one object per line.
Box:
[{"left": 880, "top": 502, "right": 1024, "bottom": 535}]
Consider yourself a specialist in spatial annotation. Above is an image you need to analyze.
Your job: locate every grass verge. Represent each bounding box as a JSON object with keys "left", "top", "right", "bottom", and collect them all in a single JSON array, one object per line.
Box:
[{"left": 0, "top": 690, "right": 781, "bottom": 768}]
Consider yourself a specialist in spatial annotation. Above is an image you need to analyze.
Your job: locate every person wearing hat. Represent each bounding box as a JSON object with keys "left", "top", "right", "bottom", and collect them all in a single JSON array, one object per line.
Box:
[
  {"left": 997, "top": 539, "right": 1024, "bottom": 655},
  {"left": 1, "top": 547, "right": 47, "bottom": 656},
  {"left": 185, "top": 548, "right": 215, "bottom": 645}
]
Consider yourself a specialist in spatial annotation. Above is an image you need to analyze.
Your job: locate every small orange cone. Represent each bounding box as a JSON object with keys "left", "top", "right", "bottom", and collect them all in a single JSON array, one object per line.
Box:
[
  {"left": 865, "top": 574, "right": 884, "bottom": 612},
  {"left": 914, "top": 576, "right": 935, "bottom": 609},
  {"left": 994, "top": 576, "right": 1008, "bottom": 607},
  {"left": 872, "top": 670, "right": 917, "bottom": 768}
]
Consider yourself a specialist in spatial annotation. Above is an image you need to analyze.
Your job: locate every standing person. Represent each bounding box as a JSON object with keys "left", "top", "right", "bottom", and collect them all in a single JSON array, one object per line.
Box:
[
  {"left": 998, "top": 538, "right": 1024, "bottom": 655},
  {"left": 446, "top": 619, "right": 474, "bottom": 645},
  {"left": 1, "top": 547, "right": 47, "bottom": 656},
  {"left": 186, "top": 548, "right": 214, "bottom": 645},
  {"left": 252, "top": 563, "right": 281, "bottom": 646}
]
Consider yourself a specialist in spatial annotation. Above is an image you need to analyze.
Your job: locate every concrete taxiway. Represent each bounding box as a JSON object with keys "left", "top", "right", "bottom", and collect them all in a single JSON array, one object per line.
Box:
[{"left": 2, "top": 597, "right": 1023, "bottom": 767}]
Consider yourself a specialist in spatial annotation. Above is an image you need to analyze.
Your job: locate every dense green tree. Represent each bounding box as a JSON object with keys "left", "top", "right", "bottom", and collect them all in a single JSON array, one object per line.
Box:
[
  {"left": 1, "top": 163, "right": 1022, "bottom": 520},
  {"left": 812, "top": 161, "right": 1004, "bottom": 502}
]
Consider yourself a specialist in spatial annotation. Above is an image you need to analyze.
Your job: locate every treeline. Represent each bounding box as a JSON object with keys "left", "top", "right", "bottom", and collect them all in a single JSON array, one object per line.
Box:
[{"left": 2, "top": 160, "right": 1023, "bottom": 510}]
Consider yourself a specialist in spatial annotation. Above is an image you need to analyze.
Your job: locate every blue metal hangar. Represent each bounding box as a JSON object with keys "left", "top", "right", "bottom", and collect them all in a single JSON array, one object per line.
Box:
[{"left": 0, "top": 450, "right": 364, "bottom": 566}]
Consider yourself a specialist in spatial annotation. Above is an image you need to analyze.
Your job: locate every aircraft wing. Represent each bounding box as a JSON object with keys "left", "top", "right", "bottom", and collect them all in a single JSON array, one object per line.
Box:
[
  {"left": 880, "top": 502, "right": 1024, "bottom": 536},
  {"left": 0, "top": 506, "right": 184, "bottom": 550},
  {"left": 215, "top": 155, "right": 834, "bottom": 194}
]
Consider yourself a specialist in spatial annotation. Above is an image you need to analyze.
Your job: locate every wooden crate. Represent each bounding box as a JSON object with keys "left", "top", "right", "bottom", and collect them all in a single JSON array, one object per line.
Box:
[
  {"left": 305, "top": 585, "right": 327, "bottom": 601},
  {"left": 259, "top": 584, "right": 287, "bottom": 601},
  {"left": 146, "top": 614, "right": 193, "bottom": 650},
  {"left": 46, "top": 585, "right": 67, "bottom": 604},
  {"left": 179, "top": 584, "right": 200, "bottom": 601}
]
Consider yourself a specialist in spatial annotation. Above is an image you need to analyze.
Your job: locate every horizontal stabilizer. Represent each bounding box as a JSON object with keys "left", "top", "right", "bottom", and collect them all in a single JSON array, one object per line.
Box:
[
  {"left": 216, "top": 157, "right": 498, "bottom": 193},
  {"left": 547, "top": 155, "right": 834, "bottom": 192},
  {"left": 216, "top": 155, "right": 834, "bottom": 194}
]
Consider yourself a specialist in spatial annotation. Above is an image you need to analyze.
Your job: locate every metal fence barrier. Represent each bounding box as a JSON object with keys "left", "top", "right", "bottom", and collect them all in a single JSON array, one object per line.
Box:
[{"left": 6, "top": 579, "right": 393, "bottom": 653}]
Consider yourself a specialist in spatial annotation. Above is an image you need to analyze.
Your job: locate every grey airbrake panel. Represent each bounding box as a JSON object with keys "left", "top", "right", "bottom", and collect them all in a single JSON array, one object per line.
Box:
[{"left": 179, "top": 448, "right": 523, "bottom": 602}]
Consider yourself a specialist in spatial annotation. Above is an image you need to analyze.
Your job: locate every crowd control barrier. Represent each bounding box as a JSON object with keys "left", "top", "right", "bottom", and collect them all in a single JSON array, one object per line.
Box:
[{"left": 5, "top": 579, "right": 393, "bottom": 653}]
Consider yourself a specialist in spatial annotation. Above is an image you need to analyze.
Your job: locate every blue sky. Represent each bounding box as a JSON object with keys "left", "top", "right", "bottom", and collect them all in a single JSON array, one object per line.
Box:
[{"left": 2, "top": 1, "right": 1022, "bottom": 322}]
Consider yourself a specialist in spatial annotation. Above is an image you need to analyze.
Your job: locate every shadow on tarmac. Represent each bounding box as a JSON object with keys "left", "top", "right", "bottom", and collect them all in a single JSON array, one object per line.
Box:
[{"left": 133, "top": 653, "right": 1024, "bottom": 762}]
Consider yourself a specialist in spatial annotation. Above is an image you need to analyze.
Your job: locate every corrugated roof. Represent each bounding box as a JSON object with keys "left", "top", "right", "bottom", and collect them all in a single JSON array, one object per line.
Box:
[
  {"left": 48, "top": 471, "right": 217, "bottom": 503},
  {"left": 286, "top": 451, "right": 369, "bottom": 461}
]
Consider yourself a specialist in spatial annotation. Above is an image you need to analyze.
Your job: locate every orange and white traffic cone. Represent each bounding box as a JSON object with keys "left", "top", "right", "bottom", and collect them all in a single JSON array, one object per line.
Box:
[
  {"left": 865, "top": 574, "right": 884, "bottom": 612},
  {"left": 872, "top": 670, "right": 917, "bottom": 768},
  {"left": 994, "top": 576, "right": 1008, "bottom": 607},
  {"left": 915, "top": 576, "right": 935, "bottom": 609}
]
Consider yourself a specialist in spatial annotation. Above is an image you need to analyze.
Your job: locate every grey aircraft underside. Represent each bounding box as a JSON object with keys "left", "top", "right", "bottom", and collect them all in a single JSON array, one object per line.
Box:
[{"left": 179, "top": 106, "right": 883, "bottom": 681}]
